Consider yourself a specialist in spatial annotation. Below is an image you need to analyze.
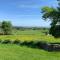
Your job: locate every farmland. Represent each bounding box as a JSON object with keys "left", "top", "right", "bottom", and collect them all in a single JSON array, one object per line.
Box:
[{"left": 0, "top": 30, "right": 60, "bottom": 43}]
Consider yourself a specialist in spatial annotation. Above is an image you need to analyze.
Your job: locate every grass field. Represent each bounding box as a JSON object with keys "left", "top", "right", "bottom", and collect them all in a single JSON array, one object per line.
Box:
[
  {"left": 0, "top": 30, "right": 60, "bottom": 43},
  {"left": 0, "top": 44, "right": 60, "bottom": 60},
  {"left": 13, "top": 30, "right": 46, "bottom": 35},
  {"left": 0, "top": 30, "right": 60, "bottom": 60}
]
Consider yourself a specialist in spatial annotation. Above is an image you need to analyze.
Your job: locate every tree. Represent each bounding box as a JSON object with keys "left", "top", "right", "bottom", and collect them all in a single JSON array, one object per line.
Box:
[
  {"left": 1, "top": 21, "right": 12, "bottom": 35},
  {"left": 41, "top": 0, "right": 60, "bottom": 37}
]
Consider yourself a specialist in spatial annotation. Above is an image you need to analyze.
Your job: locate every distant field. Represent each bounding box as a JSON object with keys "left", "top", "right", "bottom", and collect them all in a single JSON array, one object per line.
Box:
[
  {"left": 13, "top": 30, "right": 47, "bottom": 35},
  {"left": 0, "top": 44, "right": 60, "bottom": 60},
  {"left": 0, "top": 30, "right": 60, "bottom": 43}
]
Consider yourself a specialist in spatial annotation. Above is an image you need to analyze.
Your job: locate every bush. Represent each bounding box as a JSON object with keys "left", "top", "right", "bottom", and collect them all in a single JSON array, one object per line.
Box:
[
  {"left": 2, "top": 40, "right": 11, "bottom": 44},
  {"left": 0, "top": 40, "right": 2, "bottom": 43},
  {"left": 13, "top": 40, "right": 20, "bottom": 44},
  {"left": 20, "top": 41, "right": 34, "bottom": 47},
  {"left": 34, "top": 41, "right": 47, "bottom": 49},
  {"left": 1, "top": 21, "right": 12, "bottom": 35}
]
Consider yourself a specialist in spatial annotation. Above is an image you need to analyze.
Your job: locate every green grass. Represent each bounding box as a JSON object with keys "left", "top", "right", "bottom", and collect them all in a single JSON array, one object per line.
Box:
[
  {"left": 13, "top": 30, "right": 46, "bottom": 35},
  {"left": 0, "top": 29, "right": 60, "bottom": 60},
  {"left": 0, "top": 30, "right": 60, "bottom": 43},
  {"left": 0, "top": 44, "right": 60, "bottom": 60}
]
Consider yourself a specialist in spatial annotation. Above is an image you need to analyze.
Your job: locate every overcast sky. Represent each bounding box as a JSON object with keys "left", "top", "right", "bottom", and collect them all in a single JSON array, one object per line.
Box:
[{"left": 0, "top": 0, "right": 58, "bottom": 27}]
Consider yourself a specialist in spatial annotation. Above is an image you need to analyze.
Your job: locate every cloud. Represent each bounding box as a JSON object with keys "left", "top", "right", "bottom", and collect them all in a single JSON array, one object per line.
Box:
[
  {"left": 16, "top": 14, "right": 40, "bottom": 17},
  {"left": 17, "top": 4, "right": 40, "bottom": 8},
  {"left": 14, "top": 0, "right": 45, "bottom": 9}
]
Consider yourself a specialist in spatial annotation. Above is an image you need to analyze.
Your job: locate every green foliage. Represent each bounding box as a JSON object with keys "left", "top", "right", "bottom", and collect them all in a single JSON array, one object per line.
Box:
[
  {"left": 49, "top": 20, "right": 57, "bottom": 36},
  {"left": 1, "top": 21, "right": 12, "bottom": 35},
  {"left": 53, "top": 25, "right": 60, "bottom": 37},
  {"left": 13, "top": 40, "right": 20, "bottom": 44},
  {"left": 41, "top": 0, "right": 60, "bottom": 37},
  {"left": 1, "top": 40, "right": 11, "bottom": 44},
  {"left": 41, "top": 6, "right": 56, "bottom": 20}
]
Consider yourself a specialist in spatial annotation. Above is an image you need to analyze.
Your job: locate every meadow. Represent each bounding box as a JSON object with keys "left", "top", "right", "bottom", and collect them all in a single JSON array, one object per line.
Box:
[
  {"left": 0, "top": 29, "right": 60, "bottom": 60},
  {"left": 0, "top": 30, "right": 60, "bottom": 43}
]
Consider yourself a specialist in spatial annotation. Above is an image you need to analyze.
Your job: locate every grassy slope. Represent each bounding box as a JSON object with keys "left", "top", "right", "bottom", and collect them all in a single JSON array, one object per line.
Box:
[{"left": 0, "top": 44, "right": 60, "bottom": 60}]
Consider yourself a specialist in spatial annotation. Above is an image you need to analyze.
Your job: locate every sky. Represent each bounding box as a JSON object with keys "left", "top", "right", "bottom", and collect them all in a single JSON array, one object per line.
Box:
[{"left": 0, "top": 0, "right": 58, "bottom": 27}]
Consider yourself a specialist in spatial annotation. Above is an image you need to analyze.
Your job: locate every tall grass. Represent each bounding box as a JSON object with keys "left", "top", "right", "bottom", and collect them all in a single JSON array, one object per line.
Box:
[
  {"left": 0, "top": 30, "right": 59, "bottom": 42},
  {"left": 0, "top": 34, "right": 60, "bottom": 43}
]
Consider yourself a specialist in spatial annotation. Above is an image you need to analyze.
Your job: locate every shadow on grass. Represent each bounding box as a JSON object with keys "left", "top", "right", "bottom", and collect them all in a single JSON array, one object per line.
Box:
[{"left": 0, "top": 39, "right": 60, "bottom": 52}]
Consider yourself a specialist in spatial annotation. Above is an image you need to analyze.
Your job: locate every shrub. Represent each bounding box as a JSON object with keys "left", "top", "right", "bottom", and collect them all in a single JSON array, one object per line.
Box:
[
  {"left": 0, "top": 40, "right": 2, "bottom": 43},
  {"left": 13, "top": 40, "right": 20, "bottom": 44},
  {"left": 2, "top": 40, "right": 11, "bottom": 44},
  {"left": 34, "top": 41, "right": 47, "bottom": 49},
  {"left": 20, "top": 41, "right": 34, "bottom": 47},
  {"left": 1, "top": 21, "right": 12, "bottom": 35}
]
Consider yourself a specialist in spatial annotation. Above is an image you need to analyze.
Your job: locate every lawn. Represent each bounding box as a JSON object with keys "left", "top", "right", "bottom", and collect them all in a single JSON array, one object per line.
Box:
[{"left": 0, "top": 44, "right": 60, "bottom": 60}]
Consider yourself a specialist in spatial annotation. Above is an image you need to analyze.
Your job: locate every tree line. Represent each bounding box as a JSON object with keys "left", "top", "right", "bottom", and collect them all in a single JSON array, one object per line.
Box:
[{"left": 0, "top": 21, "right": 49, "bottom": 35}]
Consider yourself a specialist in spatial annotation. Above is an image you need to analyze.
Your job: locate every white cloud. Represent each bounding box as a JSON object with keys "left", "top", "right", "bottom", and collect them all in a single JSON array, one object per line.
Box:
[{"left": 17, "top": 4, "right": 40, "bottom": 8}]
